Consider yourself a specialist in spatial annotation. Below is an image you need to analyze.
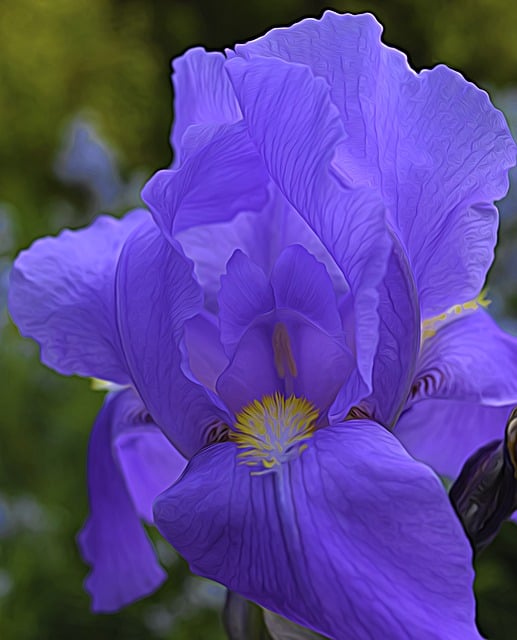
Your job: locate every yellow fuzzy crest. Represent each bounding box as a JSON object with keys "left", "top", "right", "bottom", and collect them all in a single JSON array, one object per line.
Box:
[{"left": 230, "top": 392, "right": 318, "bottom": 471}]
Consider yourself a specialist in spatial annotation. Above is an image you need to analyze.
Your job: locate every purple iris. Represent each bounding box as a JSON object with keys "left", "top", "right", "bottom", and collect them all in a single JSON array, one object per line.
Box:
[{"left": 8, "top": 11, "right": 517, "bottom": 639}]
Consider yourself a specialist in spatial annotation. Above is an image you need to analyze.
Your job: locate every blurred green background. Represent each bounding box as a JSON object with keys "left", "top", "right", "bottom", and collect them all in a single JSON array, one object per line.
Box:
[{"left": 1, "top": 1, "right": 517, "bottom": 638}]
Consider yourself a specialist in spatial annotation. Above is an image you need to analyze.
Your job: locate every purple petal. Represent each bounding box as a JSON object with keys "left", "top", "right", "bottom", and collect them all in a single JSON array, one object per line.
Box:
[
  {"left": 216, "top": 323, "right": 281, "bottom": 414},
  {"left": 177, "top": 188, "right": 348, "bottom": 311},
  {"left": 284, "top": 317, "right": 354, "bottom": 413},
  {"left": 116, "top": 222, "right": 229, "bottom": 457},
  {"left": 171, "top": 48, "right": 241, "bottom": 164},
  {"left": 176, "top": 210, "right": 264, "bottom": 311},
  {"left": 383, "top": 65, "right": 514, "bottom": 316},
  {"left": 142, "top": 122, "right": 269, "bottom": 238},
  {"left": 217, "top": 247, "right": 353, "bottom": 414},
  {"left": 395, "top": 400, "right": 512, "bottom": 478},
  {"left": 413, "top": 310, "right": 517, "bottom": 406},
  {"left": 270, "top": 244, "right": 342, "bottom": 335},
  {"left": 364, "top": 235, "right": 420, "bottom": 426},
  {"left": 115, "top": 424, "right": 187, "bottom": 523},
  {"left": 218, "top": 250, "right": 274, "bottom": 355},
  {"left": 234, "top": 11, "right": 516, "bottom": 316},
  {"left": 226, "top": 55, "right": 390, "bottom": 393},
  {"left": 78, "top": 390, "right": 167, "bottom": 612},
  {"left": 217, "top": 314, "right": 353, "bottom": 416},
  {"left": 396, "top": 311, "right": 517, "bottom": 478},
  {"left": 155, "top": 421, "right": 480, "bottom": 639},
  {"left": 183, "top": 313, "right": 229, "bottom": 391},
  {"left": 8, "top": 209, "right": 147, "bottom": 383}
]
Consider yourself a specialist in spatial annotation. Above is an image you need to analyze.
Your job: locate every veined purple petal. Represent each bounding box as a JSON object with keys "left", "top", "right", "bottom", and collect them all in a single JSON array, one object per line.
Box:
[
  {"left": 171, "top": 48, "right": 241, "bottom": 164},
  {"left": 226, "top": 55, "right": 390, "bottom": 394},
  {"left": 219, "top": 250, "right": 274, "bottom": 355},
  {"left": 413, "top": 310, "right": 517, "bottom": 406},
  {"left": 8, "top": 209, "right": 147, "bottom": 383},
  {"left": 216, "top": 323, "right": 281, "bottom": 414},
  {"left": 176, "top": 210, "right": 264, "bottom": 311},
  {"left": 177, "top": 187, "right": 349, "bottom": 311},
  {"left": 363, "top": 234, "right": 420, "bottom": 426},
  {"left": 116, "top": 221, "right": 230, "bottom": 458},
  {"left": 182, "top": 313, "right": 229, "bottom": 391},
  {"left": 396, "top": 400, "right": 513, "bottom": 478},
  {"left": 234, "top": 11, "right": 516, "bottom": 317},
  {"left": 115, "top": 424, "right": 187, "bottom": 524},
  {"left": 218, "top": 244, "right": 344, "bottom": 353},
  {"left": 78, "top": 390, "right": 168, "bottom": 612},
  {"left": 271, "top": 244, "right": 342, "bottom": 335},
  {"left": 155, "top": 421, "right": 480, "bottom": 639},
  {"left": 217, "top": 314, "right": 353, "bottom": 416},
  {"left": 217, "top": 247, "right": 353, "bottom": 414},
  {"left": 394, "top": 311, "right": 517, "bottom": 478},
  {"left": 146, "top": 48, "right": 268, "bottom": 239},
  {"left": 142, "top": 121, "right": 269, "bottom": 238}
]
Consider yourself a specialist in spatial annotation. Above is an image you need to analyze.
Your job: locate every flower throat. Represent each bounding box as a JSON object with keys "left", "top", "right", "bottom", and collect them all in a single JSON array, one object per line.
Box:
[{"left": 229, "top": 322, "right": 317, "bottom": 470}]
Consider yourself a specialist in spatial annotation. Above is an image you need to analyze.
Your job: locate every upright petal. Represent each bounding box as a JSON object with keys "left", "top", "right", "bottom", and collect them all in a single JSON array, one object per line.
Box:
[
  {"left": 171, "top": 48, "right": 241, "bottom": 163},
  {"left": 216, "top": 323, "right": 282, "bottom": 414},
  {"left": 234, "top": 11, "right": 516, "bottom": 316},
  {"left": 177, "top": 210, "right": 265, "bottom": 311},
  {"left": 155, "top": 421, "right": 480, "bottom": 639},
  {"left": 145, "top": 46, "right": 274, "bottom": 249},
  {"left": 364, "top": 235, "right": 420, "bottom": 426},
  {"left": 217, "top": 247, "right": 353, "bottom": 414},
  {"left": 177, "top": 187, "right": 348, "bottom": 311},
  {"left": 226, "top": 55, "right": 390, "bottom": 392},
  {"left": 217, "top": 315, "right": 353, "bottom": 417},
  {"left": 270, "top": 244, "right": 342, "bottom": 335},
  {"left": 116, "top": 222, "right": 230, "bottom": 457},
  {"left": 8, "top": 209, "right": 147, "bottom": 383},
  {"left": 142, "top": 122, "right": 269, "bottom": 238},
  {"left": 78, "top": 390, "right": 168, "bottom": 612},
  {"left": 219, "top": 250, "right": 274, "bottom": 355},
  {"left": 183, "top": 313, "right": 229, "bottom": 391}
]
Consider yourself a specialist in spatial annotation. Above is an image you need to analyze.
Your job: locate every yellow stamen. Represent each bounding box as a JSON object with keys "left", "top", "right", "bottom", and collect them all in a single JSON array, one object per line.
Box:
[{"left": 229, "top": 392, "right": 318, "bottom": 471}]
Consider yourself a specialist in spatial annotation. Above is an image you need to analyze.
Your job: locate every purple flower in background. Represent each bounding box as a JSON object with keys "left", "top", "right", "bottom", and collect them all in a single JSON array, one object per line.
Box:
[
  {"left": 54, "top": 119, "right": 123, "bottom": 210},
  {"left": 8, "top": 11, "right": 517, "bottom": 639}
]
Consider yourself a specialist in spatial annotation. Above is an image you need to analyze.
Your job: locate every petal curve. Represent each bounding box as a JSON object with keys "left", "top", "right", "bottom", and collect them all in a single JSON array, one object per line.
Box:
[
  {"left": 171, "top": 48, "right": 241, "bottom": 163},
  {"left": 8, "top": 209, "right": 147, "bottom": 383},
  {"left": 396, "top": 400, "right": 513, "bottom": 479},
  {"left": 413, "top": 310, "right": 517, "bottom": 406},
  {"left": 142, "top": 122, "right": 269, "bottom": 239},
  {"left": 365, "top": 234, "right": 420, "bottom": 426},
  {"left": 78, "top": 390, "right": 168, "bottom": 612},
  {"left": 155, "top": 420, "right": 480, "bottom": 639},
  {"left": 116, "top": 221, "right": 229, "bottom": 457},
  {"left": 226, "top": 54, "right": 390, "bottom": 393},
  {"left": 234, "top": 11, "right": 516, "bottom": 316}
]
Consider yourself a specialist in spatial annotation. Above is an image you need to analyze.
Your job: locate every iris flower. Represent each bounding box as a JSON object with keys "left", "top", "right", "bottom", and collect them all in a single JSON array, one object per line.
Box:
[{"left": 9, "top": 11, "right": 517, "bottom": 639}]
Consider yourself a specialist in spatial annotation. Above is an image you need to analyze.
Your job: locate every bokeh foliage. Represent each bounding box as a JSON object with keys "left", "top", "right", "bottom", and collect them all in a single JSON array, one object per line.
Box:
[{"left": 1, "top": 1, "right": 517, "bottom": 638}]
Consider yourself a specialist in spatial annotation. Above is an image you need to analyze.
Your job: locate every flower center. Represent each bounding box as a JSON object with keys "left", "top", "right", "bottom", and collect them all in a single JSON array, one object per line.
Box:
[{"left": 229, "top": 392, "right": 318, "bottom": 471}]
